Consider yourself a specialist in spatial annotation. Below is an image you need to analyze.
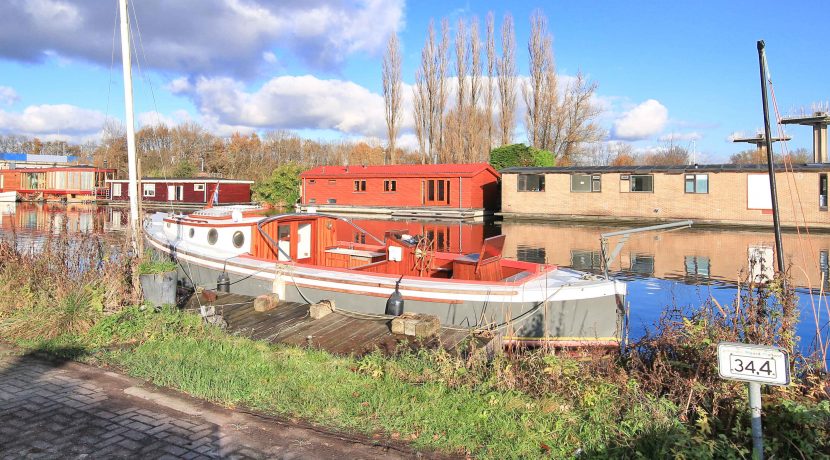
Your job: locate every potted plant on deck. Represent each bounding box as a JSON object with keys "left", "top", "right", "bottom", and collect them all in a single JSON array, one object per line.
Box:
[{"left": 137, "top": 252, "right": 178, "bottom": 308}]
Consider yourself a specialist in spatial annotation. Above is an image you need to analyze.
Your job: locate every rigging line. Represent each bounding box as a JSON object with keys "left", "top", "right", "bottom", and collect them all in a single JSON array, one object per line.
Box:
[
  {"left": 104, "top": 2, "right": 118, "bottom": 133},
  {"left": 769, "top": 81, "right": 827, "bottom": 356},
  {"left": 770, "top": 82, "right": 820, "bottom": 277},
  {"left": 128, "top": 0, "right": 162, "bottom": 127},
  {"left": 127, "top": 0, "right": 189, "bottom": 218}
]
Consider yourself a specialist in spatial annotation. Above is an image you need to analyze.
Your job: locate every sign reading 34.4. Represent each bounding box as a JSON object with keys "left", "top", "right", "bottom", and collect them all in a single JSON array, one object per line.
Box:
[{"left": 717, "top": 342, "right": 790, "bottom": 386}]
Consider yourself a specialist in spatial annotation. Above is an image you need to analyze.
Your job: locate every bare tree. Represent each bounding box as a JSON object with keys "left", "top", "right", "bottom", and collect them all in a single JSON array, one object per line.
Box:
[
  {"left": 453, "top": 18, "right": 468, "bottom": 163},
  {"left": 382, "top": 33, "right": 402, "bottom": 165},
  {"left": 415, "top": 20, "right": 440, "bottom": 164},
  {"left": 468, "top": 17, "right": 484, "bottom": 161},
  {"left": 413, "top": 69, "right": 429, "bottom": 164},
  {"left": 436, "top": 18, "right": 450, "bottom": 163},
  {"left": 485, "top": 12, "right": 496, "bottom": 155},
  {"left": 522, "top": 11, "right": 604, "bottom": 162},
  {"left": 497, "top": 13, "right": 517, "bottom": 146},
  {"left": 523, "top": 10, "right": 554, "bottom": 151}
]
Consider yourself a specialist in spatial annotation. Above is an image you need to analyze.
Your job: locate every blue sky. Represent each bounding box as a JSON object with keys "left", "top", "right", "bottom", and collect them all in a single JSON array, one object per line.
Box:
[{"left": 0, "top": 0, "right": 826, "bottom": 162}]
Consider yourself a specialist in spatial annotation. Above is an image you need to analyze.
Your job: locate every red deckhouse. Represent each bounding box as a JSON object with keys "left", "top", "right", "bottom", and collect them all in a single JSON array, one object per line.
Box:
[{"left": 298, "top": 163, "right": 501, "bottom": 219}]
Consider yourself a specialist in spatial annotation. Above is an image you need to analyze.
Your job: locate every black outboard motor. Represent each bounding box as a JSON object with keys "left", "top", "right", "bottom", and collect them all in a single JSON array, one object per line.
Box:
[
  {"left": 217, "top": 271, "right": 230, "bottom": 293},
  {"left": 385, "top": 276, "right": 405, "bottom": 316}
]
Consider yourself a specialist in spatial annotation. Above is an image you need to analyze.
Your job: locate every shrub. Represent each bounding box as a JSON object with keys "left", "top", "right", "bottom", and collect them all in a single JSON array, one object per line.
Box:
[
  {"left": 253, "top": 163, "right": 304, "bottom": 207},
  {"left": 489, "top": 143, "right": 555, "bottom": 171}
]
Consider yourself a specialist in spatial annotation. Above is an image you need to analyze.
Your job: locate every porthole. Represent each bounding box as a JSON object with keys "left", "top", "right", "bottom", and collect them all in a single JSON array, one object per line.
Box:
[
  {"left": 233, "top": 231, "right": 245, "bottom": 248},
  {"left": 166, "top": 222, "right": 171, "bottom": 229},
  {"left": 207, "top": 228, "right": 218, "bottom": 245},
  {"left": 188, "top": 228, "right": 195, "bottom": 238}
]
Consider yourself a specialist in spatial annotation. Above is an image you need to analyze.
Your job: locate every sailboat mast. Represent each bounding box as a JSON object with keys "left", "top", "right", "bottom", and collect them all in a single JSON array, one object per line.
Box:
[
  {"left": 757, "top": 40, "right": 785, "bottom": 273},
  {"left": 119, "top": 0, "right": 140, "bottom": 250}
]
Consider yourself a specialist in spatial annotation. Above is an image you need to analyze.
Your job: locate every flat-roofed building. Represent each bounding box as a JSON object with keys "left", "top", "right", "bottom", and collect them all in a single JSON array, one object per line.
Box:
[{"left": 500, "top": 164, "right": 830, "bottom": 229}]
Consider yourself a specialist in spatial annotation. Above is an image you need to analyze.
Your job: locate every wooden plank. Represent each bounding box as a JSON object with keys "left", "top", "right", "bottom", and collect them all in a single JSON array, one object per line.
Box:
[{"left": 320, "top": 319, "right": 389, "bottom": 354}]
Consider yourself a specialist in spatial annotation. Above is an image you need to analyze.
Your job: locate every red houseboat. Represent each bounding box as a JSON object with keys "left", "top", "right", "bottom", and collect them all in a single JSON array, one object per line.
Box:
[
  {"left": 0, "top": 166, "right": 115, "bottom": 202},
  {"left": 297, "top": 163, "right": 500, "bottom": 219},
  {"left": 107, "top": 178, "right": 254, "bottom": 207}
]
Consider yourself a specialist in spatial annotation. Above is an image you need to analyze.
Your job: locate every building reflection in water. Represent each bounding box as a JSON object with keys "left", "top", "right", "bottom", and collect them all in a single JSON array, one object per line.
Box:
[
  {"left": 502, "top": 221, "right": 830, "bottom": 291},
  {"left": 3, "top": 203, "right": 830, "bottom": 293}
]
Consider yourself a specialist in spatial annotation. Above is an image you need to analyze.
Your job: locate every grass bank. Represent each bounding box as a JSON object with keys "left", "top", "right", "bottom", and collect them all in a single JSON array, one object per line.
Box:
[{"left": 0, "top": 232, "right": 828, "bottom": 458}]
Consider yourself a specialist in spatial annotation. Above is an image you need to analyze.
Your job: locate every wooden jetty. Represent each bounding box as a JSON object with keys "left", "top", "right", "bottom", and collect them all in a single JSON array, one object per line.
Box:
[{"left": 184, "top": 292, "right": 497, "bottom": 357}]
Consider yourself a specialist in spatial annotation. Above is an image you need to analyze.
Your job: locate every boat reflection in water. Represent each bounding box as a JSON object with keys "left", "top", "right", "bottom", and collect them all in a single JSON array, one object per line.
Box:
[{"left": 0, "top": 203, "right": 825, "bottom": 351}]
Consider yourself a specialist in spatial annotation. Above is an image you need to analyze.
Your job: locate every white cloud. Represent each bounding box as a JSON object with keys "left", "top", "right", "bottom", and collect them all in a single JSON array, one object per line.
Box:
[
  {"left": 613, "top": 99, "right": 668, "bottom": 140},
  {"left": 0, "top": 86, "right": 19, "bottom": 106},
  {"left": 0, "top": 0, "right": 405, "bottom": 75},
  {"left": 0, "top": 104, "right": 106, "bottom": 135},
  {"left": 177, "top": 75, "right": 388, "bottom": 138},
  {"left": 262, "top": 51, "right": 278, "bottom": 64}
]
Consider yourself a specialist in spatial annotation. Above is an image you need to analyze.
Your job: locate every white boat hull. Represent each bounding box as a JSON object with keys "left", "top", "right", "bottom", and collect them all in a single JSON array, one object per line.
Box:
[{"left": 145, "top": 215, "right": 627, "bottom": 345}]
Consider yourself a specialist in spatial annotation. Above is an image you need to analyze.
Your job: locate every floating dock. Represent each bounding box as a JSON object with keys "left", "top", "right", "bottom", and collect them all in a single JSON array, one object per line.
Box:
[{"left": 184, "top": 292, "right": 497, "bottom": 357}]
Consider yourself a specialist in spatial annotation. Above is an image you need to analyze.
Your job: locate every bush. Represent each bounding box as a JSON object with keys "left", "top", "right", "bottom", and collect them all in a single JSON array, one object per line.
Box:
[
  {"left": 489, "top": 143, "right": 555, "bottom": 171},
  {"left": 253, "top": 163, "right": 304, "bottom": 207}
]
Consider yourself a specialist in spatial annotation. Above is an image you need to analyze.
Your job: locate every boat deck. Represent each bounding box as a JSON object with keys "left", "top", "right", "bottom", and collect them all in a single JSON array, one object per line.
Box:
[{"left": 184, "top": 292, "right": 497, "bottom": 357}]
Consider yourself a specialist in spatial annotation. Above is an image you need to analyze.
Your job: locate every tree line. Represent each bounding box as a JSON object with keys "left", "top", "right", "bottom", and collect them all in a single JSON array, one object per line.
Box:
[{"left": 384, "top": 10, "right": 603, "bottom": 166}]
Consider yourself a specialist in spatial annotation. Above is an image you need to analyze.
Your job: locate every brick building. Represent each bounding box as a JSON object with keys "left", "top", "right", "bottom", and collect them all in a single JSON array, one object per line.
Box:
[
  {"left": 298, "top": 163, "right": 500, "bottom": 219},
  {"left": 500, "top": 164, "right": 830, "bottom": 229}
]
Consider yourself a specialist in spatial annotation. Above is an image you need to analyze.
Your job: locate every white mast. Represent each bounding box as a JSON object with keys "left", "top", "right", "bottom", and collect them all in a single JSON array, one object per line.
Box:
[{"left": 119, "top": 0, "right": 140, "bottom": 250}]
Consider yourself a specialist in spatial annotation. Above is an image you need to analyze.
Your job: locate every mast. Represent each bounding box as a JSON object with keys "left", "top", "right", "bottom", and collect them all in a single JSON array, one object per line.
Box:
[
  {"left": 757, "top": 40, "right": 785, "bottom": 273},
  {"left": 119, "top": 0, "right": 140, "bottom": 250}
]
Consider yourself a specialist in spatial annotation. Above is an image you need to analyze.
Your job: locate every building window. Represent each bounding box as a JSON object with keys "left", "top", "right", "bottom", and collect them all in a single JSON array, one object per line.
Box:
[
  {"left": 353, "top": 180, "right": 366, "bottom": 192},
  {"left": 570, "top": 174, "right": 601, "bottom": 192},
  {"left": 685, "top": 174, "right": 708, "bottom": 194},
  {"left": 684, "top": 255, "right": 711, "bottom": 277},
  {"left": 194, "top": 183, "right": 205, "bottom": 192},
  {"left": 309, "top": 198, "right": 316, "bottom": 204},
  {"left": 820, "top": 174, "right": 828, "bottom": 210},
  {"left": 518, "top": 174, "right": 545, "bottom": 192},
  {"left": 384, "top": 180, "right": 397, "bottom": 192},
  {"left": 112, "top": 183, "right": 122, "bottom": 196},
  {"left": 308, "top": 179, "right": 316, "bottom": 184},
  {"left": 630, "top": 175, "right": 653, "bottom": 192},
  {"left": 570, "top": 250, "right": 602, "bottom": 271},
  {"left": 328, "top": 179, "right": 336, "bottom": 185},
  {"left": 327, "top": 198, "right": 336, "bottom": 204},
  {"left": 516, "top": 246, "right": 546, "bottom": 264},
  {"left": 142, "top": 183, "right": 155, "bottom": 197},
  {"left": 353, "top": 233, "right": 367, "bottom": 244},
  {"left": 629, "top": 254, "right": 655, "bottom": 275}
]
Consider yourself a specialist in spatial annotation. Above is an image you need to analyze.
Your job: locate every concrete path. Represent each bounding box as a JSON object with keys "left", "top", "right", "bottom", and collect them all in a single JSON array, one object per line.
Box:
[{"left": 0, "top": 345, "right": 416, "bottom": 459}]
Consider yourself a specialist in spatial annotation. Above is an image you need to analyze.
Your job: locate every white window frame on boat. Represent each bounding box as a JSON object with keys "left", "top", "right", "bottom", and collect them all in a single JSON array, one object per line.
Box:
[
  {"left": 143, "top": 183, "right": 156, "bottom": 197},
  {"left": 112, "top": 183, "right": 122, "bottom": 196}
]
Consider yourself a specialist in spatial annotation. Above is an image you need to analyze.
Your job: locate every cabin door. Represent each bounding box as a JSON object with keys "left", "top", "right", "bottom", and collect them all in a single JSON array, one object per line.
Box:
[
  {"left": 296, "top": 223, "right": 312, "bottom": 261},
  {"left": 277, "top": 224, "right": 291, "bottom": 261},
  {"left": 422, "top": 179, "right": 451, "bottom": 206}
]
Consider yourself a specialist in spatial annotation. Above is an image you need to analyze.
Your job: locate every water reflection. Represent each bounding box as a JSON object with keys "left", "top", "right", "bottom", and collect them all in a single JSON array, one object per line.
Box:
[{"left": 0, "top": 203, "right": 826, "bottom": 357}]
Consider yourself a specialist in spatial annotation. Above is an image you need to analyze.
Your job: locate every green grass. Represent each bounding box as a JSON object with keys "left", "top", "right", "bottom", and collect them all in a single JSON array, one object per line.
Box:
[
  {"left": 1, "top": 280, "right": 827, "bottom": 458},
  {"left": 137, "top": 251, "right": 178, "bottom": 275}
]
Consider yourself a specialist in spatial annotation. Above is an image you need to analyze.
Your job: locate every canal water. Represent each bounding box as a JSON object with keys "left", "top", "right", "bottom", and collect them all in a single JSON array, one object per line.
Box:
[{"left": 1, "top": 202, "right": 827, "bottom": 359}]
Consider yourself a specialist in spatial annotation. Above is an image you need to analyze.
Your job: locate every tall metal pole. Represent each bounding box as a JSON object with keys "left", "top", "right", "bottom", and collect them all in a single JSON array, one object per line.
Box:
[
  {"left": 119, "top": 0, "right": 140, "bottom": 251},
  {"left": 757, "top": 40, "right": 785, "bottom": 273}
]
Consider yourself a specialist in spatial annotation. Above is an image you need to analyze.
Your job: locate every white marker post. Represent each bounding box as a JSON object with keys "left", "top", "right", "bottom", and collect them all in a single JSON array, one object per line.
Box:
[{"left": 717, "top": 342, "right": 790, "bottom": 460}]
